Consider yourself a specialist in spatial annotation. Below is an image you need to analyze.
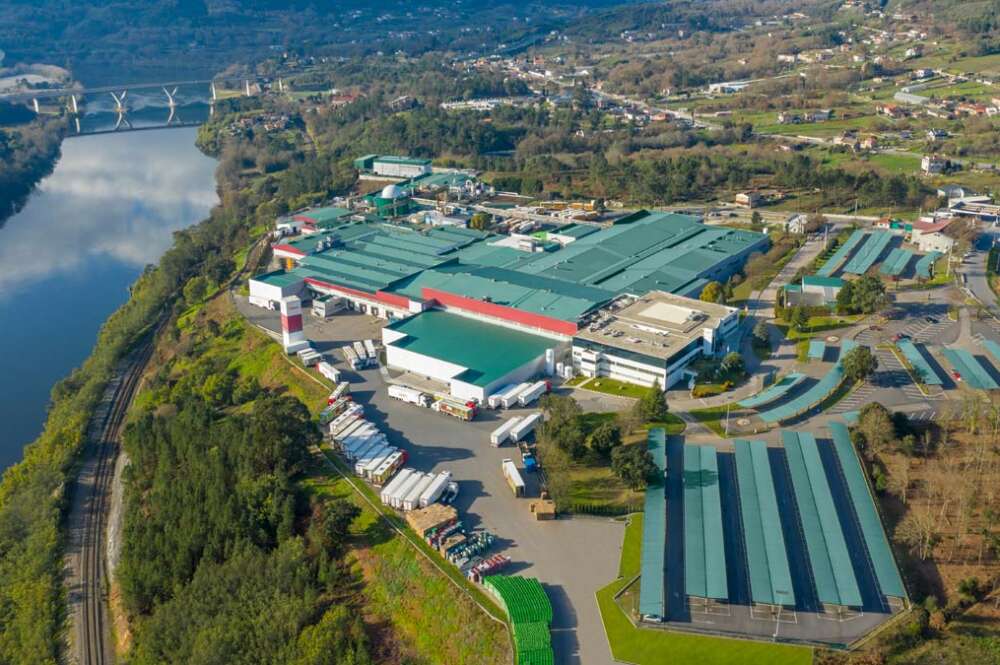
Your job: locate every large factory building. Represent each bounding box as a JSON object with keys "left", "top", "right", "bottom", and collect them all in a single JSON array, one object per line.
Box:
[{"left": 250, "top": 211, "right": 766, "bottom": 399}]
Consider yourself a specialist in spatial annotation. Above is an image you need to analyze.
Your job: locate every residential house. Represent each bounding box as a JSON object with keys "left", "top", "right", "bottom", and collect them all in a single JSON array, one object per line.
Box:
[{"left": 921, "top": 155, "right": 950, "bottom": 174}]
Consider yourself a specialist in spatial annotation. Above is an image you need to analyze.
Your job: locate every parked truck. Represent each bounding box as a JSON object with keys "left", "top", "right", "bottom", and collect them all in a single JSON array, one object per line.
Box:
[
  {"left": 419, "top": 471, "right": 453, "bottom": 508},
  {"left": 517, "top": 380, "right": 551, "bottom": 407},
  {"left": 498, "top": 383, "right": 531, "bottom": 409},
  {"left": 328, "top": 410, "right": 362, "bottom": 437},
  {"left": 363, "top": 339, "right": 378, "bottom": 360},
  {"left": 510, "top": 413, "right": 542, "bottom": 443},
  {"left": 387, "top": 470, "right": 425, "bottom": 508},
  {"left": 391, "top": 472, "right": 429, "bottom": 510},
  {"left": 432, "top": 398, "right": 477, "bottom": 421},
  {"left": 388, "top": 384, "right": 432, "bottom": 407},
  {"left": 487, "top": 384, "right": 517, "bottom": 409},
  {"left": 402, "top": 473, "right": 436, "bottom": 511},
  {"left": 489, "top": 417, "right": 522, "bottom": 447},
  {"left": 352, "top": 341, "right": 373, "bottom": 368},
  {"left": 356, "top": 444, "right": 393, "bottom": 477},
  {"left": 317, "top": 361, "right": 341, "bottom": 383},
  {"left": 327, "top": 382, "right": 351, "bottom": 404},
  {"left": 380, "top": 468, "right": 415, "bottom": 505},
  {"left": 502, "top": 458, "right": 525, "bottom": 498},
  {"left": 341, "top": 345, "right": 363, "bottom": 370},
  {"left": 372, "top": 450, "right": 407, "bottom": 485}
]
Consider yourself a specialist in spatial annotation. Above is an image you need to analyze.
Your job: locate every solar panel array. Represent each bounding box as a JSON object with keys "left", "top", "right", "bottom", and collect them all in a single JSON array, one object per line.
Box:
[
  {"left": 683, "top": 445, "right": 728, "bottom": 600},
  {"left": 878, "top": 248, "right": 914, "bottom": 277},
  {"left": 897, "top": 340, "right": 942, "bottom": 385},
  {"left": 915, "top": 251, "right": 941, "bottom": 280},
  {"left": 943, "top": 348, "right": 999, "bottom": 390}
]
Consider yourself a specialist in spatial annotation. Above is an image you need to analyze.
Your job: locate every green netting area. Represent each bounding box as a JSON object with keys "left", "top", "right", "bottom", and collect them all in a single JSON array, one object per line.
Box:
[
  {"left": 897, "top": 340, "right": 942, "bottom": 385},
  {"left": 738, "top": 373, "right": 806, "bottom": 408},
  {"left": 878, "top": 248, "right": 914, "bottom": 277},
  {"left": 943, "top": 348, "right": 999, "bottom": 390},
  {"left": 683, "top": 445, "right": 728, "bottom": 600},
  {"left": 518, "top": 649, "right": 555, "bottom": 665},
  {"left": 484, "top": 576, "right": 553, "bottom": 624},
  {"left": 843, "top": 231, "right": 893, "bottom": 275},
  {"left": 639, "top": 428, "right": 667, "bottom": 618},
  {"left": 829, "top": 422, "right": 907, "bottom": 599},
  {"left": 915, "top": 251, "right": 941, "bottom": 279},
  {"left": 734, "top": 440, "right": 796, "bottom": 606},
  {"left": 484, "top": 575, "right": 555, "bottom": 665},
  {"left": 817, "top": 230, "right": 867, "bottom": 277},
  {"left": 781, "top": 432, "right": 862, "bottom": 608},
  {"left": 513, "top": 621, "right": 552, "bottom": 653},
  {"left": 808, "top": 340, "right": 826, "bottom": 360}
]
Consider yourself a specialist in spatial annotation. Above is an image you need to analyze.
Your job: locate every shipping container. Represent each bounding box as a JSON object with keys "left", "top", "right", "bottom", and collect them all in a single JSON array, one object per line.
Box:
[
  {"left": 489, "top": 417, "right": 522, "bottom": 447},
  {"left": 317, "top": 361, "right": 341, "bottom": 383},
  {"left": 487, "top": 384, "right": 517, "bottom": 409},
  {"left": 372, "top": 451, "right": 406, "bottom": 486},
  {"left": 380, "top": 468, "right": 415, "bottom": 504},
  {"left": 388, "top": 384, "right": 432, "bottom": 407},
  {"left": 499, "top": 383, "right": 532, "bottom": 409},
  {"left": 517, "top": 380, "right": 550, "bottom": 407},
  {"left": 402, "top": 473, "right": 436, "bottom": 511},
  {"left": 390, "top": 472, "right": 427, "bottom": 509},
  {"left": 510, "top": 413, "right": 542, "bottom": 442},
  {"left": 502, "top": 458, "right": 525, "bottom": 497},
  {"left": 419, "top": 471, "right": 453, "bottom": 508}
]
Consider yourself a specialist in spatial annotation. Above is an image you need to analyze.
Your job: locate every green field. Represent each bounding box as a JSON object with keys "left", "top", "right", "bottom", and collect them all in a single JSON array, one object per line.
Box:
[{"left": 595, "top": 516, "right": 812, "bottom": 665}]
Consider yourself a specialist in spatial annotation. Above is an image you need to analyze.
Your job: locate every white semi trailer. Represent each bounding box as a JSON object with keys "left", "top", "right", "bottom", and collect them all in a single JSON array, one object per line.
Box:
[
  {"left": 388, "top": 384, "right": 432, "bottom": 407},
  {"left": 380, "top": 468, "right": 415, "bottom": 505},
  {"left": 490, "top": 417, "right": 522, "bottom": 447},
  {"left": 418, "top": 471, "right": 453, "bottom": 508}
]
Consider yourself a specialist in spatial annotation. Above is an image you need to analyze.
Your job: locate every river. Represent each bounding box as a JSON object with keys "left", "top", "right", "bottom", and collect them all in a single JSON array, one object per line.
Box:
[{"left": 0, "top": 127, "right": 218, "bottom": 470}]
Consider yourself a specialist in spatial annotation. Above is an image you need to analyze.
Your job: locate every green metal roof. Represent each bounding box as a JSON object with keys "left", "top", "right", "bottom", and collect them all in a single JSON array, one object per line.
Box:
[
  {"left": 683, "top": 445, "right": 728, "bottom": 600},
  {"left": 252, "top": 269, "right": 303, "bottom": 288},
  {"left": 915, "top": 251, "right": 941, "bottom": 279},
  {"left": 879, "top": 248, "right": 914, "bottom": 277},
  {"left": 897, "top": 340, "right": 942, "bottom": 385},
  {"left": 386, "top": 310, "right": 555, "bottom": 387},
  {"left": 943, "top": 348, "right": 999, "bottom": 390},
  {"left": 734, "top": 440, "right": 796, "bottom": 607},
  {"left": 296, "top": 206, "right": 354, "bottom": 226},
  {"left": 802, "top": 275, "right": 844, "bottom": 288},
  {"left": 817, "top": 229, "right": 866, "bottom": 277},
  {"left": 758, "top": 341, "right": 855, "bottom": 423},
  {"left": 829, "top": 422, "right": 906, "bottom": 599},
  {"left": 639, "top": 428, "right": 667, "bottom": 618},
  {"left": 738, "top": 373, "right": 806, "bottom": 409},
  {"left": 373, "top": 155, "right": 432, "bottom": 166},
  {"left": 782, "top": 431, "right": 862, "bottom": 608},
  {"left": 843, "top": 231, "right": 893, "bottom": 275}
]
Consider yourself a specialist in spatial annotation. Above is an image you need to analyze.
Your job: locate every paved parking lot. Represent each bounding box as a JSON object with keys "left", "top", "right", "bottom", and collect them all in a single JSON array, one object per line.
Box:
[{"left": 236, "top": 296, "right": 624, "bottom": 665}]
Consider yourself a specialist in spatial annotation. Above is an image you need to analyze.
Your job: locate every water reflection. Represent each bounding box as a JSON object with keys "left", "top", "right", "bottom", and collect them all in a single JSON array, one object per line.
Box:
[
  {"left": 0, "top": 127, "right": 217, "bottom": 469},
  {"left": 0, "top": 129, "right": 217, "bottom": 294}
]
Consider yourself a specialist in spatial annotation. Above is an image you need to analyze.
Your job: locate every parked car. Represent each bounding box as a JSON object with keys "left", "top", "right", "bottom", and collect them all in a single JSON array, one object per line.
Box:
[
  {"left": 925, "top": 316, "right": 938, "bottom": 324},
  {"left": 952, "top": 370, "right": 962, "bottom": 382},
  {"left": 892, "top": 333, "right": 908, "bottom": 342}
]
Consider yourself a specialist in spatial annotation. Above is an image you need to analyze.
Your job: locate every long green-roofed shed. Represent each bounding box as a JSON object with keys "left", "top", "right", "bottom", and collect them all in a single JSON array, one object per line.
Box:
[
  {"left": 734, "top": 440, "right": 796, "bottom": 607},
  {"left": 943, "top": 348, "right": 999, "bottom": 390},
  {"left": 738, "top": 373, "right": 806, "bottom": 409},
  {"left": 829, "top": 422, "right": 906, "bottom": 600},
  {"left": 817, "top": 230, "right": 866, "bottom": 277},
  {"left": 897, "top": 340, "right": 942, "bottom": 385},
  {"left": 782, "top": 431, "right": 862, "bottom": 608},
  {"left": 683, "top": 445, "right": 728, "bottom": 600},
  {"left": 639, "top": 428, "right": 667, "bottom": 619},
  {"left": 385, "top": 310, "right": 556, "bottom": 387}
]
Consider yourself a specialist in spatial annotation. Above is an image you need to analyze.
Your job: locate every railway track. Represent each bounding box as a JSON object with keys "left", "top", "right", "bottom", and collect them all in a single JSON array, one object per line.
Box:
[{"left": 76, "top": 341, "right": 154, "bottom": 665}]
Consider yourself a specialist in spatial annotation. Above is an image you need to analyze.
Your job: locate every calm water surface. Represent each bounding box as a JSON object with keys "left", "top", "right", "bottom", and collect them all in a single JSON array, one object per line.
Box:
[{"left": 0, "top": 127, "right": 217, "bottom": 470}]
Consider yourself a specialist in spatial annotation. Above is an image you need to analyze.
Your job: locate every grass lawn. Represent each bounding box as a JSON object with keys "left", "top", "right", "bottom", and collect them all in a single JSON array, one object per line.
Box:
[
  {"left": 541, "top": 415, "right": 685, "bottom": 515},
  {"left": 596, "top": 516, "right": 811, "bottom": 665},
  {"left": 688, "top": 405, "right": 731, "bottom": 438},
  {"left": 582, "top": 377, "right": 649, "bottom": 399},
  {"left": 866, "top": 152, "right": 922, "bottom": 175},
  {"left": 779, "top": 315, "right": 863, "bottom": 341},
  {"left": 564, "top": 375, "right": 589, "bottom": 387},
  {"left": 305, "top": 459, "right": 512, "bottom": 665}
]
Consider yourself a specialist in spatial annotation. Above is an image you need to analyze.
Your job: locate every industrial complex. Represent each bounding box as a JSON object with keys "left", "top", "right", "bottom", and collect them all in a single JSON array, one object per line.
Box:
[{"left": 251, "top": 208, "right": 765, "bottom": 399}]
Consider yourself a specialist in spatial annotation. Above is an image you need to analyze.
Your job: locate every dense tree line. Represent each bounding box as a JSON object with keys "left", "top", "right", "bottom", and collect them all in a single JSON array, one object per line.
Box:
[
  {"left": 0, "top": 114, "right": 66, "bottom": 228},
  {"left": 119, "top": 388, "right": 371, "bottom": 663}
]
